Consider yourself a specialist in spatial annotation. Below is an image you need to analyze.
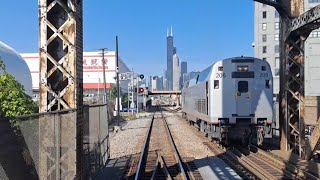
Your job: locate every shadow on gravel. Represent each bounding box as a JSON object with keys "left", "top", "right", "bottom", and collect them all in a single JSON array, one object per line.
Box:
[
  {"left": 122, "top": 155, "right": 242, "bottom": 180},
  {"left": 95, "top": 155, "right": 131, "bottom": 180}
]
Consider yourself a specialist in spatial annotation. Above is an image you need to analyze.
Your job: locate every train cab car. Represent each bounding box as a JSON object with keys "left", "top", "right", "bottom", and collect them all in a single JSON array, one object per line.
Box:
[{"left": 181, "top": 57, "right": 273, "bottom": 146}]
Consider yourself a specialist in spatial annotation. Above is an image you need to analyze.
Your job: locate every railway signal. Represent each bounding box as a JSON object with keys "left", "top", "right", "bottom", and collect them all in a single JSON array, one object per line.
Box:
[{"left": 138, "top": 87, "right": 144, "bottom": 94}]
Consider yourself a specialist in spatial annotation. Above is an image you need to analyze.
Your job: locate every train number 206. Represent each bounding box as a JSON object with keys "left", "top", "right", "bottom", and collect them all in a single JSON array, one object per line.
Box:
[
  {"left": 260, "top": 73, "right": 269, "bottom": 78},
  {"left": 216, "top": 73, "right": 226, "bottom": 78}
]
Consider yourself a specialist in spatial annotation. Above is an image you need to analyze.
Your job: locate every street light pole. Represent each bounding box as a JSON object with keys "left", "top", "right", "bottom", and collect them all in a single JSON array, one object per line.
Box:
[
  {"left": 99, "top": 48, "right": 108, "bottom": 103},
  {"left": 116, "top": 36, "right": 120, "bottom": 126}
]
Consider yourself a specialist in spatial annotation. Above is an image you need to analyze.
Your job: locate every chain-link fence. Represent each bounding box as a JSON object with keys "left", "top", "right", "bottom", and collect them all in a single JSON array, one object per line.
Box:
[
  {"left": 83, "top": 104, "right": 110, "bottom": 178},
  {"left": 0, "top": 104, "right": 110, "bottom": 180}
]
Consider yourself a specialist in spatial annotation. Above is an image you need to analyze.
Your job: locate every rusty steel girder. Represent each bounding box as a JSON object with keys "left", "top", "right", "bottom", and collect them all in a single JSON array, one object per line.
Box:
[
  {"left": 39, "top": 0, "right": 83, "bottom": 112},
  {"left": 39, "top": 0, "right": 83, "bottom": 179},
  {"left": 255, "top": 0, "right": 320, "bottom": 159}
]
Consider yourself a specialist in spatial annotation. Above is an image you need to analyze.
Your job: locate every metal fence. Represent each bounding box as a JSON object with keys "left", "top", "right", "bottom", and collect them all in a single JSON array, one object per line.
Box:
[
  {"left": 83, "top": 104, "right": 110, "bottom": 178},
  {"left": 0, "top": 104, "right": 110, "bottom": 180}
]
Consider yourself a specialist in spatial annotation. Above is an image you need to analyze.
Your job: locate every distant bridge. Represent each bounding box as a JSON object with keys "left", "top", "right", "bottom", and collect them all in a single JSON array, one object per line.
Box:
[{"left": 148, "top": 90, "right": 181, "bottom": 95}]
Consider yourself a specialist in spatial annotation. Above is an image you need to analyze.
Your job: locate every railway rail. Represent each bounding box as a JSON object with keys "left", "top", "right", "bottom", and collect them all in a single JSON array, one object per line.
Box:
[
  {"left": 246, "top": 145, "right": 319, "bottom": 180},
  {"left": 125, "top": 108, "right": 197, "bottom": 180}
]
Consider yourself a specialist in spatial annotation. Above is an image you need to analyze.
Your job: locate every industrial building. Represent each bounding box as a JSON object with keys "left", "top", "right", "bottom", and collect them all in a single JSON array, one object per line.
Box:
[{"left": 21, "top": 51, "right": 131, "bottom": 98}]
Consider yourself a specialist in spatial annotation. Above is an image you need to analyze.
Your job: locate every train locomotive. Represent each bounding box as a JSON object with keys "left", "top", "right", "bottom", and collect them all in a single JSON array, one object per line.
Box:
[{"left": 181, "top": 57, "right": 273, "bottom": 146}]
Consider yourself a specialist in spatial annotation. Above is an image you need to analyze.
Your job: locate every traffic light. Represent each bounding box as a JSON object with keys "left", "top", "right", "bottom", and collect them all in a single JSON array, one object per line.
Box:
[
  {"left": 139, "top": 74, "right": 144, "bottom": 80},
  {"left": 138, "top": 87, "right": 144, "bottom": 93}
]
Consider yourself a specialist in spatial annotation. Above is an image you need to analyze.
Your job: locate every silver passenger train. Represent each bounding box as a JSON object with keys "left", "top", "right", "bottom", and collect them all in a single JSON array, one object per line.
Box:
[{"left": 181, "top": 57, "right": 273, "bottom": 146}]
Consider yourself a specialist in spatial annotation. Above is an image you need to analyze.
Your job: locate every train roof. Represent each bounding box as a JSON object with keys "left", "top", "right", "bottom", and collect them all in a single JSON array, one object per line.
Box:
[{"left": 184, "top": 57, "right": 263, "bottom": 88}]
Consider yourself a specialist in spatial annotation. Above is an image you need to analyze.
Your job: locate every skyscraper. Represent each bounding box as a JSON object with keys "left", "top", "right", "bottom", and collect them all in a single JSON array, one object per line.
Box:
[
  {"left": 167, "top": 27, "right": 174, "bottom": 90},
  {"left": 180, "top": 61, "right": 187, "bottom": 88},
  {"left": 150, "top": 76, "right": 164, "bottom": 91},
  {"left": 172, "top": 54, "right": 181, "bottom": 91},
  {"left": 181, "top": 61, "right": 187, "bottom": 76}
]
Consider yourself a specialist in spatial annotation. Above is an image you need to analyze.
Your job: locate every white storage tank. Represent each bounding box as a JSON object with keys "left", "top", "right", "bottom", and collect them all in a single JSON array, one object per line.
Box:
[{"left": 0, "top": 41, "right": 33, "bottom": 96}]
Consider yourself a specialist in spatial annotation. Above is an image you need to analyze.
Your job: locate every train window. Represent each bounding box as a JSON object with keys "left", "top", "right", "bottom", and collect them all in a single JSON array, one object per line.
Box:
[
  {"left": 261, "top": 66, "right": 266, "bottom": 71},
  {"left": 238, "top": 81, "right": 248, "bottom": 93},
  {"left": 214, "top": 80, "right": 219, "bottom": 89},
  {"left": 266, "top": 80, "right": 270, "bottom": 89},
  {"left": 218, "top": 66, "right": 223, "bottom": 71}
]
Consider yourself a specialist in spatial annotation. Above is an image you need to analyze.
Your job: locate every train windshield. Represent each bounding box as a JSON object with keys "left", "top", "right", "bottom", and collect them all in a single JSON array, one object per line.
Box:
[{"left": 238, "top": 81, "right": 248, "bottom": 93}]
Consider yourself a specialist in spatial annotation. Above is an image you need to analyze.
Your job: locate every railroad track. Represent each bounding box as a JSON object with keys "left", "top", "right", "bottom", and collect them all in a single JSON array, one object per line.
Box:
[
  {"left": 245, "top": 145, "right": 319, "bottom": 180},
  {"left": 169, "top": 110, "right": 320, "bottom": 180},
  {"left": 125, "top": 109, "right": 197, "bottom": 180}
]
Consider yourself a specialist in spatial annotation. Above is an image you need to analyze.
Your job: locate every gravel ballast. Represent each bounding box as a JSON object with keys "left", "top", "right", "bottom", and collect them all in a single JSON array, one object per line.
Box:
[
  {"left": 165, "top": 113, "right": 214, "bottom": 159},
  {"left": 109, "top": 117, "right": 151, "bottom": 159},
  {"left": 164, "top": 112, "right": 241, "bottom": 179}
]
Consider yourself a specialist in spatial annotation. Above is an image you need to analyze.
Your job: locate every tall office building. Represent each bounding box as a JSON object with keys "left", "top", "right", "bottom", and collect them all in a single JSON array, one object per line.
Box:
[
  {"left": 150, "top": 76, "right": 164, "bottom": 91},
  {"left": 254, "top": 1, "right": 320, "bottom": 96},
  {"left": 254, "top": 3, "right": 281, "bottom": 95},
  {"left": 148, "top": 76, "right": 152, "bottom": 90},
  {"left": 167, "top": 27, "right": 174, "bottom": 90},
  {"left": 163, "top": 78, "right": 168, "bottom": 91},
  {"left": 180, "top": 61, "right": 187, "bottom": 88},
  {"left": 172, "top": 54, "right": 181, "bottom": 91},
  {"left": 254, "top": 2, "right": 320, "bottom": 127},
  {"left": 181, "top": 61, "right": 187, "bottom": 76}
]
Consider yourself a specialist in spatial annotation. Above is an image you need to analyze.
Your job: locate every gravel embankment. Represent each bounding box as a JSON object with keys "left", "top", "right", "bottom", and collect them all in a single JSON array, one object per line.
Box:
[
  {"left": 165, "top": 113, "right": 241, "bottom": 179},
  {"left": 165, "top": 114, "right": 214, "bottom": 159},
  {"left": 109, "top": 117, "right": 151, "bottom": 159}
]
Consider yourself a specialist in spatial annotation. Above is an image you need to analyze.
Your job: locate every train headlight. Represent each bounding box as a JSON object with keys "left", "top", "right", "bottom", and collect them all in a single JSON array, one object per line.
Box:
[{"left": 237, "top": 65, "right": 249, "bottom": 72}]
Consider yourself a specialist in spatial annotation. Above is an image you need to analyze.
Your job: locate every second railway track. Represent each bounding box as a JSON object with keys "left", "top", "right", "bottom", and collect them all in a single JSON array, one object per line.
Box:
[
  {"left": 168, "top": 109, "right": 319, "bottom": 180},
  {"left": 126, "top": 109, "right": 193, "bottom": 180}
]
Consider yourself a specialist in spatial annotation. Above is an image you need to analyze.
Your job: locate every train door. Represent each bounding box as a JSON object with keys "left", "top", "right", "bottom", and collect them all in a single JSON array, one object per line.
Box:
[{"left": 236, "top": 80, "right": 251, "bottom": 116}]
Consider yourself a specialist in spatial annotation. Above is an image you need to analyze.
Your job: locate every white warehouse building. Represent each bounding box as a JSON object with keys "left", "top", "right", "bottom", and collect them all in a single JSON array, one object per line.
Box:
[{"left": 21, "top": 51, "right": 131, "bottom": 96}]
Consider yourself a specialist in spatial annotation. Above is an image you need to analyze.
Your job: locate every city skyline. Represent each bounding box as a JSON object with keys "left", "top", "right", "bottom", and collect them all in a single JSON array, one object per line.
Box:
[{"left": 0, "top": 1, "right": 255, "bottom": 78}]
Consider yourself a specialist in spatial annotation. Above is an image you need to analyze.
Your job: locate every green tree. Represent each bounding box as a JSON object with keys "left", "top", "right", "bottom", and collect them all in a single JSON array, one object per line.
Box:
[
  {"left": 0, "top": 58, "right": 38, "bottom": 121},
  {"left": 109, "top": 84, "right": 129, "bottom": 104},
  {"left": 110, "top": 84, "right": 117, "bottom": 99},
  {"left": 122, "top": 93, "right": 128, "bottom": 103}
]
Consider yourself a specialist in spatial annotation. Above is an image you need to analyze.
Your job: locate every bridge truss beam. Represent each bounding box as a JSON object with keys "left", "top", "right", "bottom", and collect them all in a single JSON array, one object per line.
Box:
[
  {"left": 254, "top": 0, "right": 320, "bottom": 159},
  {"left": 39, "top": 0, "right": 84, "bottom": 178}
]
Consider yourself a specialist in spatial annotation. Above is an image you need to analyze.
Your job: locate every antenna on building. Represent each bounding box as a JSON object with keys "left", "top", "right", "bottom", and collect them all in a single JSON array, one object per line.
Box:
[{"left": 170, "top": 26, "right": 173, "bottom": 36}]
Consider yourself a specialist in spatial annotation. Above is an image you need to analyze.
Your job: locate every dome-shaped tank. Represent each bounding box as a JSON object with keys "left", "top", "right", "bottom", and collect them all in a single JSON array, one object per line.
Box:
[{"left": 0, "top": 41, "right": 33, "bottom": 96}]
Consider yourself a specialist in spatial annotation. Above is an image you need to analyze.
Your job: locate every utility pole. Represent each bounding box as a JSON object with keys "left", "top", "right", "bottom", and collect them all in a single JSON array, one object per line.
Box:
[
  {"left": 136, "top": 74, "right": 139, "bottom": 114},
  {"left": 131, "top": 69, "right": 134, "bottom": 115},
  {"left": 99, "top": 48, "right": 108, "bottom": 103},
  {"left": 127, "top": 82, "right": 129, "bottom": 112},
  {"left": 116, "top": 36, "right": 120, "bottom": 126}
]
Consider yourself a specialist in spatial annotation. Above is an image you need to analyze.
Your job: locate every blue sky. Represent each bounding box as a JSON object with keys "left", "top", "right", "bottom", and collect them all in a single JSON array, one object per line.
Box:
[{"left": 0, "top": 0, "right": 256, "bottom": 77}]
